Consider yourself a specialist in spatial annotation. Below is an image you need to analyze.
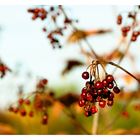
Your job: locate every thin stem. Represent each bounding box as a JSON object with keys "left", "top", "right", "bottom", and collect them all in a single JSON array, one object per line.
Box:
[
  {"left": 108, "top": 61, "right": 140, "bottom": 83},
  {"left": 92, "top": 103, "right": 100, "bottom": 134}
]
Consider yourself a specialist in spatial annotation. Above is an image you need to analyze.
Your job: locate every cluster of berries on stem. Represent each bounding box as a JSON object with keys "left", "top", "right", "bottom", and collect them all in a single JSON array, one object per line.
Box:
[
  {"left": 8, "top": 78, "right": 50, "bottom": 125},
  {"left": 28, "top": 6, "right": 78, "bottom": 49},
  {"left": 117, "top": 6, "right": 140, "bottom": 42},
  {"left": 79, "top": 60, "right": 120, "bottom": 117}
]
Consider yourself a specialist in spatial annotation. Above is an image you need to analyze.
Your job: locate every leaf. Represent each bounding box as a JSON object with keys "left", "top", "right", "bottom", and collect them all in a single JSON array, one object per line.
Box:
[
  {"left": 67, "top": 29, "right": 112, "bottom": 43},
  {"left": 62, "top": 59, "right": 84, "bottom": 75},
  {"left": 58, "top": 93, "right": 79, "bottom": 107}
]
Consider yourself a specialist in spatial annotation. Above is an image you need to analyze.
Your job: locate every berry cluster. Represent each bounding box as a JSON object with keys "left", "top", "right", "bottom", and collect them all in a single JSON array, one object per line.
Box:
[
  {"left": 28, "top": 8, "right": 47, "bottom": 20},
  {"left": 117, "top": 7, "right": 140, "bottom": 42},
  {"left": 28, "top": 6, "right": 78, "bottom": 49},
  {"left": 9, "top": 78, "right": 51, "bottom": 125},
  {"left": 79, "top": 60, "right": 120, "bottom": 117},
  {"left": 0, "top": 61, "right": 11, "bottom": 78}
]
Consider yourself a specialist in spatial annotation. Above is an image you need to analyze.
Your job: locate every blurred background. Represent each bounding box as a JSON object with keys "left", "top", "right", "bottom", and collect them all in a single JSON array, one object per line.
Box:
[{"left": 0, "top": 6, "right": 140, "bottom": 134}]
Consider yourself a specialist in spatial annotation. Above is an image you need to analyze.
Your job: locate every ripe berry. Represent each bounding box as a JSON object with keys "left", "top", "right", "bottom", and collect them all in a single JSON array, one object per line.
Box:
[
  {"left": 99, "top": 100, "right": 106, "bottom": 108},
  {"left": 42, "top": 79, "right": 48, "bottom": 85},
  {"left": 29, "top": 111, "right": 34, "bottom": 117},
  {"left": 42, "top": 115, "right": 48, "bottom": 125},
  {"left": 82, "top": 87, "right": 87, "bottom": 93},
  {"left": 97, "top": 89, "right": 102, "bottom": 96},
  {"left": 94, "top": 81, "right": 103, "bottom": 89},
  {"left": 82, "top": 71, "right": 89, "bottom": 80},
  {"left": 113, "top": 86, "right": 120, "bottom": 94},
  {"left": 102, "top": 79, "right": 108, "bottom": 87},
  {"left": 81, "top": 92, "right": 87, "bottom": 99},
  {"left": 13, "top": 107, "right": 19, "bottom": 113},
  {"left": 18, "top": 98, "right": 24, "bottom": 105},
  {"left": 86, "top": 93, "right": 93, "bottom": 101},
  {"left": 20, "top": 109, "right": 26, "bottom": 116},
  {"left": 25, "top": 99, "right": 31, "bottom": 105},
  {"left": 84, "top": 105, "right": 91, "bottom": 112},
  {"left": 108, "top": 83, "right": 114, "bottom": 89},
  {"left": 107, "top": 99, "right": 114, "bottom": 106},
  {"left": 78, "top": 99, "right": 85, "bottom": 107},
  {"left": 106, "top": 75, "right": 114, "bottom": 83},
  {"left": 103, "top": 88, "right": 109, "bottom": 94},
  {"left": 91, "top": 106, "right": 98, "bottom": 114},
  {"left": 84, "top": 111, "right": 92, "bottom": 117},
  {"left": 108, "top": 92, "right": 114, "bottom": 100}
]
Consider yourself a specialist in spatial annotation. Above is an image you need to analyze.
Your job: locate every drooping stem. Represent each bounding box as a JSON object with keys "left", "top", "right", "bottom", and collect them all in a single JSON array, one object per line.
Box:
[{"left": 108, "top": 61, "right": 140, "bottom": 83}]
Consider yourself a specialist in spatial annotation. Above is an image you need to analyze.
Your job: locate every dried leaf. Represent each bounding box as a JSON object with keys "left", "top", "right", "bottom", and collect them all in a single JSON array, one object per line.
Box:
[
  {"left": 67, "top": 29, "right": 112, "bottom": 43},
  {"left": 58, "top": 93, "right": 79, "bottom": 107},
  {"left": 62, "top": 59, "right": 84, "bottom": 75}
]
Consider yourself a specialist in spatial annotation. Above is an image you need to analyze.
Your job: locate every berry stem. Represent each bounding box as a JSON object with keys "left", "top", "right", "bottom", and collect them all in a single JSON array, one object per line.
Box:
[
  {"left": 92, "top": 103, "right": 100, "bottom": 134},
  {"left": 108, "top": 61, "right": 140, "bottom": 83}
]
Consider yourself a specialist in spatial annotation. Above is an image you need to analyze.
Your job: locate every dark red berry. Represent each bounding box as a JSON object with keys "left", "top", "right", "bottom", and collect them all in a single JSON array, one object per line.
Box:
[
  {"left": 84, "top": 111, "right": 91, "bottom": 117},
  {"left": 113, "top": 86, "right": 120, "bottom": 94},
  {"left": 78, "top": 99, "right": 85, "bottom": 107},
  {"left": 42, "top": 115, "right": 48, "bottom": 125},
  {"left": 94, "top": 81, "right": 103, "bottom": 89},
  {"left": 84, "top": 105, "right": 91, "bottom": 112},
  {"left": 108, "top": 92, "right": 114, "bottom": 100},
  {"left": 20, "top": 109, "right": 26, "bottom": 116},
  {"left": 103, "top": 88, "right": 109, "bottom": 94},
  {"left": 107, "top": 99, "right": 114, "bottom": 106},
  {"left": 13, "top": 107, "right": 19, "bottom": 113},
  {"left": 102, "top": 79, "right": 108, "bottom": 87},
  {"left": 42, "top": 79, "right": 48, "bottom": 85},
  {"left": 99, "top": 100, "right": 106, "bottom": 108},
  {"left": 108, "top": 83, "right": 114, "bottom": 89},
  {"left": 25, "top": 99, "right": 31, "bottom": 105},
  {"left": 82, "top": 71, "right": 89, "bottom": 80},
  {"left": 91, "top": 106, "right": 98, "bottom": 114},
  {"left": 86, "top": 93, "right": 93, "bottom": 101},
  {"left": 97, "top": 89, "right": 102, "bottom": 96},
  {"left": 18, "top": 98, "right": 24, "bottom": 105},
  {"left": 106, "top": 75, "right": 114, "bottom": 83},
  {"left": 82, "top": 87, "right": 87, "bottom": 93},
  {"left": 29, "top": 111, "right": 34, "bottom": 117},
  {"left": 81, "top": 92, "right": 87, "bottom": 99}
]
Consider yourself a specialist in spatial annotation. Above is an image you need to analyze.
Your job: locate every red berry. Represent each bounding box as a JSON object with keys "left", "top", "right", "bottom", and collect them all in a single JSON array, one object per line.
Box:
[
  {"left": 108, "top": 83, "right": 114, "bottom": 89},
  {"left": 78, "top": 99, "right": 85, "bottom": 107},
  {"left": 13, "top": 107, "right": 19, "bottom": 113},
  {"left": 91, "top": 106, "right": 98, "bottom": 114},
  {"left": 82, "top": 71, "right": 89, "bottom": 80},
  {"left": 113, "top": 86, "right": 120, "bottom": 94},
  {"left": 82, "top": 87, "right": 87, "bottom": 93},
  {"left": 42, "top": 79, "right": 48, "bottom": 85},
  {"left": 106, "top": 75, "right": 114, "bottom": 83},
  {"left": 108, "top": 92, "right": 114, "bottom": 100},
  {"left": 42, "top": 115, "right": 48, "bottom": 125},
  {"left": 84, "top": 111, "right": 91, "bottom": 117},
  {"left": 103, "top": 88, "right": 108, "bottom": 94},
  {"left": 102, "top": 79, "right": 108, "bottom": 87},
  {"left": 18, "top": 98, "right": 24, "bottom": 105},
  {"left": 97, "top": 89, "right": 102, "bottom": 96},
  {"left": 81, "top": 92, "right": 87, "bottom": 99},
  {"left": 25, "top": 99, "right": 31, "bottom": 105},
  {"left": 84, "top": 105, "right": 91, "bottom": 112},
  {"left": 29, "top": 111, "right": 34, "bottom": 117},
  {"left": 107, "top": 99, "right": 114, "bottom": 106},
  {"left": 94, "top": 81, "right": 103, "bottom": 89},
  {"left": 86, "top": 93, "right": 93, "bottom": 101},
  {"left": 99, "top": 100, "right": 106, "bottom": 108},
  {"left": 20, "top": 109, "right": 26, "bottom": 116}
]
